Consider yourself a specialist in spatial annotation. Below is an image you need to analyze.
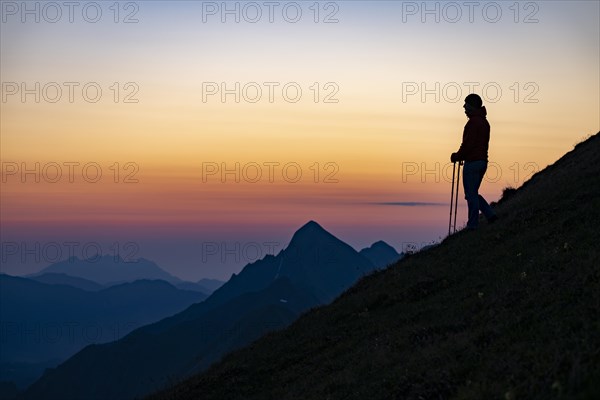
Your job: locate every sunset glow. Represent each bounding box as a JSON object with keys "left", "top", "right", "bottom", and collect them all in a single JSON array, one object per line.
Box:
[{"left": 1, "top": 1, "right": 598, "bottom": 280}]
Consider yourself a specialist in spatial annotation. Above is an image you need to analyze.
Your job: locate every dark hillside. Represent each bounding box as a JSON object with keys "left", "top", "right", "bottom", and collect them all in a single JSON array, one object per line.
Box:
[{"left": 150, "top": 132, "right": 600, "bottom": 400}]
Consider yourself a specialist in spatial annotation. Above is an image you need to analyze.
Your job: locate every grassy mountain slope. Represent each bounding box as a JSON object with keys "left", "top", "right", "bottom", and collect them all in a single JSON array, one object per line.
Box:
[{"left": 151, "top": 132, "right": 600, "bottom": 400}]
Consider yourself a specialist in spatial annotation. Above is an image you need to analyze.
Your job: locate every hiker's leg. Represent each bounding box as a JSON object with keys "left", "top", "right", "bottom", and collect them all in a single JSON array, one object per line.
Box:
[
  {"left": 473, "top": 161, "right": 497, "bottom": 221},
  {"left": 478, "top": 194, "right": 496, "bottom": 220},
  {"left": 462, "top": 161, "right": 481, "bottom": 229}
]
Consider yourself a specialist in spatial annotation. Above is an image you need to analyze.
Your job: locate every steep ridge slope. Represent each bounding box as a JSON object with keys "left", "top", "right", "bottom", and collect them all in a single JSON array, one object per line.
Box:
[{"left": 150, "top": 132, "right": 600, "bottom": 400}]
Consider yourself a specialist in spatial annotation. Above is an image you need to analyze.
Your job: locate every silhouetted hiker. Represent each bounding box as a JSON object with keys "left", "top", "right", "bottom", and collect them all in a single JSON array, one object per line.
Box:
[{"left": 451, "top": 94, "right": 498, "bottom": 230}]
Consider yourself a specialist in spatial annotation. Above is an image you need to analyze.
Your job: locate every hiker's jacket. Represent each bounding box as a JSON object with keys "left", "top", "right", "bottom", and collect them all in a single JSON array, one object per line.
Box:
[{"left": 455, "top": 106, "right": 490, "bottom": 162}]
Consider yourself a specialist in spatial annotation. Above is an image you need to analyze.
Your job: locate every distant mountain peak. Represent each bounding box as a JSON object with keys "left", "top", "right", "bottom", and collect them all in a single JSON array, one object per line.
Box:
[
  {"left": 289, "top": 220, "right": 331, "bottom": 245},
  {"left": 359, "top": 241, "right": 401, "bottom": 269},
  {"left": 298, "top": 220, "right": 325, "bottom": 233},
  {"left": 361, "top": 240, "right": 398, "bottom": 252},
  {"left": 370, "top": 240, "right": 393, "bottom": 249}
]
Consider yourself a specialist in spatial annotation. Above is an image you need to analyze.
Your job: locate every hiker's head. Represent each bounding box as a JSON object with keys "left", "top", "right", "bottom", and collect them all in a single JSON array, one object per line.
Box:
[{"left": 464, "top": 94, "right": 483, "bottom": 115}]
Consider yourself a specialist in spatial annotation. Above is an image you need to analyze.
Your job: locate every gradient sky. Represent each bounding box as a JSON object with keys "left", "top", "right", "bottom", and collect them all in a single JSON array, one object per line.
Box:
[{"left": 1, "top": 0, "right": 599, "bottom": 280}]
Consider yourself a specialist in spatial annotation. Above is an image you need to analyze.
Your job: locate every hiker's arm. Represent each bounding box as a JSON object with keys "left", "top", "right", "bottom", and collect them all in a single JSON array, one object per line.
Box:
[
  {"left": 453, "top": 122, "right": 474, "bottom": 161},
  {"left": 454, "top": 143, "right": 468, "bottom": 161}
]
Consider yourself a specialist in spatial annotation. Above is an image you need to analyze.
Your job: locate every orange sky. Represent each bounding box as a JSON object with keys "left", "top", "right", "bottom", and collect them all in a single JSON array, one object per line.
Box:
[{"left": 1, "top": 1, "right": 598, "bottom": 279}]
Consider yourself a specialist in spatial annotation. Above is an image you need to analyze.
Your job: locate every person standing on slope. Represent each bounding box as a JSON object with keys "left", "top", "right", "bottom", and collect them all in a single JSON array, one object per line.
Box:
[{"left": 451, "top": 94, "right": 498, "bottom": 230}]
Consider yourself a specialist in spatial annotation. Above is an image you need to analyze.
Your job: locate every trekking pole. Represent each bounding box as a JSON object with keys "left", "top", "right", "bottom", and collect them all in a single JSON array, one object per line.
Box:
[
  {"left": 452, "top": 161, "right": 463, "bottom": 233},
  {"left": 448, "top": 161, "right": 457, "bottom": 236}
]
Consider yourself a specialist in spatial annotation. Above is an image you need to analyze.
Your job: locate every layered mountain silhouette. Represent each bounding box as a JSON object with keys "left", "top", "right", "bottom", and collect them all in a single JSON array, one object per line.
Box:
[
  {"left": 28, "top": 255, "right": 181, "bottom": 285},
  {"left": 174, "top": 279, "right": 224, "bottom": 295},
  {"left": 195, "top": 278, "right": 224, "bottom": 292},
  {"left": 28, "top": 273, "right": 104, "bottom": 291},
  {"left": 28, "top": 270, "right": 223, "bottom": 295},
  {"left": 145, "top": 133, "right": 600, "bottom": 400},
  {"left": 22, "top": 221, "right": 396, "bottom": 400},
  {"left": 0, "top": 275, "right": 206, "bottom": 389}
]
